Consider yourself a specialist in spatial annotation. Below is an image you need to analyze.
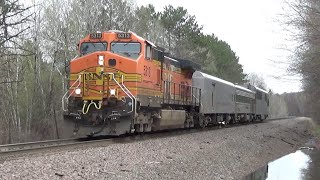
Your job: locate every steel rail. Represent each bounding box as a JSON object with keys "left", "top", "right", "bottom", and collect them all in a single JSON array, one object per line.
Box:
[
  {"left": 0, "top": 138, "right": 114, "bottom": 155},
  {"left": 0, "top": 138, "right": 79, "bottom": 153}
]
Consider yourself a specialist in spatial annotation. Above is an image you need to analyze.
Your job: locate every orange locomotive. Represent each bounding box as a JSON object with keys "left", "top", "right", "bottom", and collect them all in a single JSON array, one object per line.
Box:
[{"left": 62, "top": 30, "right": 201, "bottom": 136}]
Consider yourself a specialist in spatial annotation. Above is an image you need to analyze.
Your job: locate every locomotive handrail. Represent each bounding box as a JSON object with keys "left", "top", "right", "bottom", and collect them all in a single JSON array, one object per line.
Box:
[
  {"left": 70, "top": 55, "right": 78, "bottom": 62},
  {"left": 162, "top": 80, "right": 201, "bottom": 107},
  {"left": 192, "top": 94, "right": 201, "bottom": 106},
  {"left": 191, "top": 86, "right": 201, "bottom": 106},
  {"left": 121, "top": 75, "right": 137, "bottom": 115},
  {"left": 62, "top": 74, "right": 82, "bottom": 112},
  {"left": 108, "top": 73, "right": 135, "bottom": 114}
]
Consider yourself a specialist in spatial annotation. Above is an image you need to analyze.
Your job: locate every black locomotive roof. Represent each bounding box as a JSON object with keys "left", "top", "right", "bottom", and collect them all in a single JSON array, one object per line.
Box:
[
  {"left": 164, "top": 54, "right": 201, "bottom": 72},
  {"left": 175, "top": 57, "right": 201, "bottom": 71}
]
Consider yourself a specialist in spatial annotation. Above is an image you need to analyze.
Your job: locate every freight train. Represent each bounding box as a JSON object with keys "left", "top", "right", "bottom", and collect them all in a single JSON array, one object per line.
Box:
[{"left": 62, "top": 30, "right": 269, "bottom": 137}]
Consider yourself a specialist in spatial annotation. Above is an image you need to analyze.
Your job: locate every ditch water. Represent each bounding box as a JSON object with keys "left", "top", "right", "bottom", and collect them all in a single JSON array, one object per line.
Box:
[{"left": 243, "top": 140, "right": 320, "bottom": 180}]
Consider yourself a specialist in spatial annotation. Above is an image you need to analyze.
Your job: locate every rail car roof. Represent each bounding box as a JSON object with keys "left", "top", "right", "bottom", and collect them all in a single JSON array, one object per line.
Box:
[
  {"left": 235, "top": 85, "right": 255, "bottom": 94},
  {"left": 193, "top": 71, "right": 235, "bottom": 87},
  {"left": 255, "top": 86, "right": 268, "bottom": 94}
]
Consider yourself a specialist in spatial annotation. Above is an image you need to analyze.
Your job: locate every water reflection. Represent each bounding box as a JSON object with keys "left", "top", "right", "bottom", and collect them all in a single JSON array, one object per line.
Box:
[{"left": 243, "top": 149, "right": 320, "bottom": 180}]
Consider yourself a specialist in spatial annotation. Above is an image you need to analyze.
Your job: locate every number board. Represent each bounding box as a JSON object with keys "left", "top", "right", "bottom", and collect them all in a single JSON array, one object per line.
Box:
[
  {"left": 90, "top": 33, "right": 102, "bottom": 39},
  {"left": 117, "top": 33, "right": 131, "bottom": 39}
]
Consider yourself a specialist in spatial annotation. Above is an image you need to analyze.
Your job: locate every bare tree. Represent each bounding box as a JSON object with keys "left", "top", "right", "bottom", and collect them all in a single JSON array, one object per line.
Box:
[
  {"left": 246, "top": 73, "right": 267, "bottom": 90},
  {"left": 284, "top": 0, "right": 320, "bottom": 123},
  {"left": 0, "top": 0, "right": 33, "bottom": 143},
  {"left": 269, "top": 92, "right": 289, "bottom": 118}
]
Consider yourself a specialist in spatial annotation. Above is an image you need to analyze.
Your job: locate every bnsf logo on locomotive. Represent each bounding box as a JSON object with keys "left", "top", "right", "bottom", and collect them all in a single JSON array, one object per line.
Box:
[{"left": 84, "top": 72, "right": 120, "bottom": 81}]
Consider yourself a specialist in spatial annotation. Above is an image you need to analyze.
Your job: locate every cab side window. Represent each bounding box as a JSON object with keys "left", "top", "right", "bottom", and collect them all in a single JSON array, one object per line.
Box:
[
  {"left": 146, "top": 44, "right": 152, "bottom": 60},
  {"left": 152, "top": 48, "right": 158, "bottom": 60}
]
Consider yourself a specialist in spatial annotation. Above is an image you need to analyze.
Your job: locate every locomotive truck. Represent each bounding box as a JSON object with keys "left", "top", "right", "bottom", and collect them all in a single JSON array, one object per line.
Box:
[{"left": 62, "top": 30, "right": 269, "bottom": 137}]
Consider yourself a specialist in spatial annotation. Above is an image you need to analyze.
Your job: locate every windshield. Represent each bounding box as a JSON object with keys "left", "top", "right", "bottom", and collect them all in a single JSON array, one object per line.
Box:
[
  {"left": 80, "top": 42, "right": 107, "bottom": 55},
  {"left": 111, "top": 42, "right": 141, "bottom": 60}
]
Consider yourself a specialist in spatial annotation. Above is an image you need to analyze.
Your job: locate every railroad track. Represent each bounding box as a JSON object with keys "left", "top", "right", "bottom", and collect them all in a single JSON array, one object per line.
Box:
[
  {"left": 0, "top": 138, "right": 79, "bottom": 154},
  {"left": 0, "top": 138, "right": 116, "bottom": 156},
  {"left": 0, "top": 117, "right": 295, "bottom": 155},
  {"left": 265, "top": 116, "right": 297, "bottom": 122}
]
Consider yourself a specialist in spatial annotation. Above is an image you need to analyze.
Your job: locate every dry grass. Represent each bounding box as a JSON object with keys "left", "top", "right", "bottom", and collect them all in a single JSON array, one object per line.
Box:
[{"left": 310, "top": 119, "right": 320, "bottom": 140}]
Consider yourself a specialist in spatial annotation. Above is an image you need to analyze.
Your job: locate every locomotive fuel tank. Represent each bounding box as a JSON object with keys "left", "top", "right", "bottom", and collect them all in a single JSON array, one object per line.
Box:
[{"left": 152, "top": 110, "right": 186, "bottom": 131}]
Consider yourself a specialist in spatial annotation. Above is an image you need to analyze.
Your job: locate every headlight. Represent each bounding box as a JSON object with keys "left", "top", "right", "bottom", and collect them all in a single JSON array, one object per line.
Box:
[
  {"left": 75, "top": 88, "right": 81, "bottom": 95},
  {"left": 98, "top": 55, "right": 104, "bottom": 66},
  {"left": 110, "top": 89, "right": 116, "bottom": 96}
]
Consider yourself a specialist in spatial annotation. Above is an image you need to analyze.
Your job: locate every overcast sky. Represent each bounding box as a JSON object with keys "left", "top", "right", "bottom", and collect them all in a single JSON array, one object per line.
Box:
[{"left": 136, "top": 0, "right": 301, "bottom": 94}]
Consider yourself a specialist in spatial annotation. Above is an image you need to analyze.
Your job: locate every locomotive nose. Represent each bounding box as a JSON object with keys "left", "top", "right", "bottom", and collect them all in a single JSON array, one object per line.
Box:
[{"left": 70, "top": 51, "right": 137, "bottom": 100}]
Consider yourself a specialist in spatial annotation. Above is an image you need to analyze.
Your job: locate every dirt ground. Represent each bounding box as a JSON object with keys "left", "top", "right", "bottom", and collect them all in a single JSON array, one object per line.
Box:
[{"left": 0, "top": 117, "right": 313, "bottom": 180}]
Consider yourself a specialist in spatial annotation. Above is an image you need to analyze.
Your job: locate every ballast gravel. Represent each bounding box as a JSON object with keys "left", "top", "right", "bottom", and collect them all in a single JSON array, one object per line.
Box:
[{"left": 0, "top": 117, "right": 312, "bottom": 180}]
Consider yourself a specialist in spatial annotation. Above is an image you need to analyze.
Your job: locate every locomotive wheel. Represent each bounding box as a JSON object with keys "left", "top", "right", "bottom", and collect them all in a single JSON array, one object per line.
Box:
[
  {"left": 189, "top": 120, "right": 194, "bottom": 128},
  {"left": 184, "top": 121, "right": 189, "bottom": 128}
]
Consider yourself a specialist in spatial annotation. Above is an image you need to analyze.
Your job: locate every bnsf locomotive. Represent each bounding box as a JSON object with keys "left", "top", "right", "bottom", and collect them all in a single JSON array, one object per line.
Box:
[{"left": 62, "top": 30, "right": 269, "bottom": 137}]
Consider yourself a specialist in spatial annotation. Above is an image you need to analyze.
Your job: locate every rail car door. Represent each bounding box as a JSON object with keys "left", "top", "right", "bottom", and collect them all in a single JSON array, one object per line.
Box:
[
  {"left": 211, "top": 83, "right": 215, "bottom": 111},
  {"left": 251, "top": 98, "right": 255, "bottom": 114}
]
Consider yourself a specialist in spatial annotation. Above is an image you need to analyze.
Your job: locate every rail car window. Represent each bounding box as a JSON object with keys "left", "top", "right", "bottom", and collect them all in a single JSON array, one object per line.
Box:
[
  {"left": 80, "top": 42, "right": 107, "bottom": 55},
  {"left": 236, "top": 95, "right": 253, "bottom": 104},
  {"left": 111, "top": 42, "right": 141, "bottom": 60}
]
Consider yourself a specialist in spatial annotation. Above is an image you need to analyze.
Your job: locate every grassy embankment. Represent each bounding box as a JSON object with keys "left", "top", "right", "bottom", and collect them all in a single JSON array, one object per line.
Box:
[{"left": 310, "top": 119, "right": 320, "bottom": 141}]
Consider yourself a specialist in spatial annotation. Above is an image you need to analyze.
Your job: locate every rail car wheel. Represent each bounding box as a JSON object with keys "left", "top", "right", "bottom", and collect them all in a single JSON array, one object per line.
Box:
[
  {"left": 257, "top": 115, "right": 262, "bottom": 121},
  {"left": 199, "top": 116, "right": 209, "bottom": 128},
  {"left": 253, "top": 115, "right": 257, "bottom": 122}
]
